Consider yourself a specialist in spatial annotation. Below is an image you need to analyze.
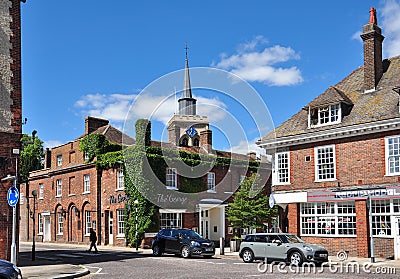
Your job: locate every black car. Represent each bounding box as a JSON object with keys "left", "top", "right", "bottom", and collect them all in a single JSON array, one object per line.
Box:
[
  {"left": 152, "top": 228, "right": 215, "bottom": 258},
  {"left": 0, "top": 260, "right": 22, "bottom": 279}
]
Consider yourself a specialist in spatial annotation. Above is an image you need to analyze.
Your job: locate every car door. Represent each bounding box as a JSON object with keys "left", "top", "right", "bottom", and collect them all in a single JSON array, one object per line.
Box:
[
  {"left": 266, "top": 234, "right": 288, "bottom": 260},
  {"left": 165, "top": 229, "right": 181, "bottom": 253},
  {"left": 251, "top": 235, "right": 268, "bottom": 259}
]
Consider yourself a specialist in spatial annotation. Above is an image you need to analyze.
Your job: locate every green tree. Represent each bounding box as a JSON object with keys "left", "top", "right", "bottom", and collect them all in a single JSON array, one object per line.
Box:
[
  {"left": 226, "top": 173, "right": 277, "bottom": 233},
  {"left": 20, "top": 132, "right": 44, "bottom": 183}
]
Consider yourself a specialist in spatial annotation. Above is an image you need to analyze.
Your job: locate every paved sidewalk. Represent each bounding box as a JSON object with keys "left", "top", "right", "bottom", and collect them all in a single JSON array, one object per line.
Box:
[{"left": 17, "top": 243, "right": 400, "bottom": 278}]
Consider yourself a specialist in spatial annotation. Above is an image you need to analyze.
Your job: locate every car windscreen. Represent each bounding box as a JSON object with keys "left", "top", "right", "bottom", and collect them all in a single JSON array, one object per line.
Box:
[
  {"left": 182, "top": 230, "right": 203, "bottom": 239},
  {"left": 280, "top": 234, "right": 304, "bottom": 243}
]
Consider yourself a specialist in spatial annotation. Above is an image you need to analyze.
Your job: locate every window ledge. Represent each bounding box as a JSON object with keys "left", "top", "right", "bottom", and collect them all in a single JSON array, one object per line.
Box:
[
  {"left": 273, "top": 182, "right": 291, "bottom": 186},
  {"left": 115, "top": 188, "right": 125, "bottom": 192},
  {"left": 314, "top": 179, "right": 337, "bottom": 183},
  {"left": 116, "top": 234, "right": 125, "bottom": 238},
  {"left": 38, "top": 197, "right": 44, "bottom": 200},
  {"left": 207, "top": 190, "right": 216, "bottom": 193},
  {"left": 300, "top": 234, "right": 357, "bottom": 238},
  {"left": 166, "top": 186, "right": 178, "bottom": 190},
  {"left": 55, "top": 195, "right": 62, "bottom": 198},
  {"left": 68, "top": 194, "right": 76, "bottom": 197},
  {"left": 384, "top": 173, "right": 400, "bottom": 177},
  {"left": 57, "top": 233, "right": 63, "bottom": 236},
  {"left": 82, "top": 191, "right": 91, "bottom": 195}
]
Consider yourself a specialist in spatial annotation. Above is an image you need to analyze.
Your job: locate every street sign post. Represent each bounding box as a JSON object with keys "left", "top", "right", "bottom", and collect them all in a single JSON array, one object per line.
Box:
[{"left": 7, "top": 186, "right": 19, "bottom": 207}]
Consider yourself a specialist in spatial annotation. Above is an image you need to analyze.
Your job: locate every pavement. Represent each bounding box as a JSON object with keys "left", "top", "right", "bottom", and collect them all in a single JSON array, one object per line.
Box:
[{"left": 17, "top": 243, "right": 400, "bottom": 279}]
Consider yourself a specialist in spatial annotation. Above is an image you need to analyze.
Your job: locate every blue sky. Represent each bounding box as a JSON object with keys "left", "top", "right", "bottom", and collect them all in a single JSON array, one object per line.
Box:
[{"left": 21, "top": 0, "right": 400, "bottom": 155}]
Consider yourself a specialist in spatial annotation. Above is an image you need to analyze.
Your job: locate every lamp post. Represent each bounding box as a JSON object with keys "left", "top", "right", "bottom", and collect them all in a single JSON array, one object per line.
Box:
[
  {"left": 1, "top": 175, "right": 17, "bottom": 265},
  {"left": 30, "top": 190, "right": 38, "bottom": 261},
  {"left": 134, "top": 199, "right": 139, "bottom": 251},
  {"left": 367, "top": 194, "right": 375, "bottom": 263}
]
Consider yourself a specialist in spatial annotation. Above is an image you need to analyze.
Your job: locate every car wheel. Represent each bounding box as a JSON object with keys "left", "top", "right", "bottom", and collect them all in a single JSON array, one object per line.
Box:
[
  {"left": 289, "top": 251, "right": 303, "bottom": 266},
  {"left": 152, "top": 245, "right": 162, "bottom": 256},
  {"left": 181, "top": 245, "right": 191, "bottom": 258},
  {"left": 242, "top": 249, "right": 254, "bottom": 263}
]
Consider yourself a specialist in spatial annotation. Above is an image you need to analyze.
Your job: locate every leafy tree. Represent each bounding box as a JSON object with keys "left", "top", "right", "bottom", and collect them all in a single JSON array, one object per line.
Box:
[
  {"left": 20, "top": 132, "right": 44, "bottom": 183},
  {"left": 226, "top": 173, "right": 277, "bottom": 233}
]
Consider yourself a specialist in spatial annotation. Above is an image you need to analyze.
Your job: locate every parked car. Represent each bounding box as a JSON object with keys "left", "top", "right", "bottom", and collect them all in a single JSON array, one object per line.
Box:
[
  {"left": 239, "top": 233, "right": 328, "bottom": 265},
  {"left": 152, "top": 228, "right": 215, "bottom": 258},
  {"left": 0, "top": 259, "right": 22, "bottom": 279}
]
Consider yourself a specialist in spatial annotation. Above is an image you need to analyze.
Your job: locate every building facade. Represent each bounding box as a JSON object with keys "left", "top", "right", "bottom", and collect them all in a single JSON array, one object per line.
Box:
[
  {"left": 0, "top": 0, "right": 23, "bottom": 261},
  {"left": 258, "top": 8, "right": 400, "bottom": 259},
  {"left": 21, "top": 54, "right": 266, "bottom": 247}
]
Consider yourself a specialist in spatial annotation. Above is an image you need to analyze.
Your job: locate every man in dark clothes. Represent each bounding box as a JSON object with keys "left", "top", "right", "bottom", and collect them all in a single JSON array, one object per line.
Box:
[{"left": 88, "top": 228, "right": 98, "bottom": 253}]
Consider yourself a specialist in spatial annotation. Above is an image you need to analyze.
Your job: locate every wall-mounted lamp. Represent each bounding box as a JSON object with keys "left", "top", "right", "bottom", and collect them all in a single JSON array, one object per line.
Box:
[
  {"left": 60, "top": 208, "right": 67, "bottom": 218},
  {"left": 73, "top": 206, "right": 80, "bottom": 217}
]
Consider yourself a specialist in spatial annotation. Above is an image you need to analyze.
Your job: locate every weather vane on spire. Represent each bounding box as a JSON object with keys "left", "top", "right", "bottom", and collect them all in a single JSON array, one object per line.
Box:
[{"left": 185, "top": 42, "right": 189, "bottom": 59}]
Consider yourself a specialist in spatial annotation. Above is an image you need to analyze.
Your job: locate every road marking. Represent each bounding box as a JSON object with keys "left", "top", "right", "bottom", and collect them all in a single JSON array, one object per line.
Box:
[{"left": 84, "top": 266, "right": 106, "bottom": 275}]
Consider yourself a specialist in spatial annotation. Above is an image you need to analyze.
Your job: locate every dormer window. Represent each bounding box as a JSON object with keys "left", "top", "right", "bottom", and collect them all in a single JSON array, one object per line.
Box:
[{"left": 309, "top": 104, "right": 341, "bottom": 128}]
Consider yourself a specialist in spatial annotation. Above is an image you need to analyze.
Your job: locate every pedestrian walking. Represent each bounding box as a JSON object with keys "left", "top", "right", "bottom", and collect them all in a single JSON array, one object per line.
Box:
[{"left": 88, "top": 228, "right": 99, "bottom": 253}]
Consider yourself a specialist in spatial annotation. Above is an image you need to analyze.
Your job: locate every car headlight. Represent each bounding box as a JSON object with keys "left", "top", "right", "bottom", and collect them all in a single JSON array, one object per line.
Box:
[
  {"left": 12, "top": 264, "right": 20, "bottom": 273},
  {"left": 191, "top": 241, "right": 201, "bottom": 247},
  {"left": 304, "top": 245, "right": 313, "bottom": 252}
]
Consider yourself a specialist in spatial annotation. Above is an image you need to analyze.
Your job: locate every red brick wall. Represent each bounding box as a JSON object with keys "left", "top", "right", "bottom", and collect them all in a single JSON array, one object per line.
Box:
[
  {"left": 0, "top": 0, "right": 22, "bottom": 261},
  {"left": 356, "top": 200, "right": 369, "bottom": 257},
  {"left": 287, "top": 203, "right": 299, "bottom": 235},
  {"left": 373, "top": 237, "right": 394, "bottom": 259},
  {"left": 275, "top": 131, "right": 399, "bottom": 192}
]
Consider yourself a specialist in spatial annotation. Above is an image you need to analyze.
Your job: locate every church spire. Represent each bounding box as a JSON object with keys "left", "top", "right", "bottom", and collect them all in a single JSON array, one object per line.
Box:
[{"left": 178, "top": 43, "right": 197, "bottom": 115}]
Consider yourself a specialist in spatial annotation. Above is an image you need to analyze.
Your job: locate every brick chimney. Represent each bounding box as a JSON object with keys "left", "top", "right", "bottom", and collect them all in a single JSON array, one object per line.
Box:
[
  {"left": 360, "top": 7, "right": 384, "bottom": 92},
  {"left": 200, "top": 129, "right": 212, "bottom": 152},
  {"left": 85, "top": 116, "right": 109, "bottom": 135},
  {"left": 44, "top": 148, "right": 51, "bottom": 169}
]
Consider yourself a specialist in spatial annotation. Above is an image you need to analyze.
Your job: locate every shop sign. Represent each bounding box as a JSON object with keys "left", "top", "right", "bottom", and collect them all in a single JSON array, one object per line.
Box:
[
  {"left": 110, "top": 194, "right": 130, "bottom": 204},
  {"left": 307, "top": 186, "right": 400, "bottom": 202}
]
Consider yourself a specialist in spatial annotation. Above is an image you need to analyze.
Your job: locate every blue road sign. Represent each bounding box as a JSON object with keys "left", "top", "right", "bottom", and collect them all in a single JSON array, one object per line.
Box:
[{"left": 7, "top": 187, "right": 19, "bottom": 207}]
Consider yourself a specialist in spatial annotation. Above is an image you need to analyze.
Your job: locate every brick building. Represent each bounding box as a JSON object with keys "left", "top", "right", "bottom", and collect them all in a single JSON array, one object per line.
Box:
[
  {"left": 0, "top": 0, "right": 23, "bottom": 261},
  {"left": 21, "top": 53, "right": 267, "bottom": 247},
  {"left": 258, "top": 8, "right": 400, "bottom": 259}
]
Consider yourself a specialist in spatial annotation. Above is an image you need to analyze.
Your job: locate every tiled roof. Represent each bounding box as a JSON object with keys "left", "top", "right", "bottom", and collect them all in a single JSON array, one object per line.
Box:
[
  {"left": 76, "top": 125, "right": 136, "bottom": 146},
  {"left": 260, "top": 55, "right": 400, "bottom": 141}
]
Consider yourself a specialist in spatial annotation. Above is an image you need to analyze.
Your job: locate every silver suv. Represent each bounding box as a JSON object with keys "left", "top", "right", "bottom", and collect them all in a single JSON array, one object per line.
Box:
[{"left": 239, "top": 233, "right": 328, "bottom": 265}]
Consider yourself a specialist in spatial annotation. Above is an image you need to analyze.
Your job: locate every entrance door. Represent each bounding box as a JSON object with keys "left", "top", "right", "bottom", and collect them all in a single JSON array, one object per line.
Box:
[
  {"left": 109, "top": 211, "right": 113, "bottom": 245},
  {"left": 201, "top": 210, "right": 210, "bottom": 239},
  {"left": 395, "top": 217, "right": 400, "bottom": 260},
  {"left": 43, "top": 216, "right": 51, "bottom": 242}
]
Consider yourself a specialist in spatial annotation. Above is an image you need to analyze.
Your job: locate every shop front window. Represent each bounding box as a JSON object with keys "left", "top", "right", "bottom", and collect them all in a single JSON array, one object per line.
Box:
[{"left": 300, "top": 202, "right": 356, "bottom": 236}]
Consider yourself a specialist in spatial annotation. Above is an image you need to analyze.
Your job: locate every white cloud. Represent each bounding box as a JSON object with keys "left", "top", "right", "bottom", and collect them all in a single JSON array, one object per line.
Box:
[
  {"left": 75, "top": 92, "right": 228, "bottom": 126},
  {"left": 74, "top": 93, "right": 136, "bottom": 122},
  {"left": 381, "top": 0, "right": 400, "bottom": 57},
  {"left": 213, "top": 36, "right": 303, "bottom": 86},
  {"left": 230, "top": 138, "right": 266, "bottom": 157},
  {"left": 44, "top": 140, "right": 63, "bottom": 149}
]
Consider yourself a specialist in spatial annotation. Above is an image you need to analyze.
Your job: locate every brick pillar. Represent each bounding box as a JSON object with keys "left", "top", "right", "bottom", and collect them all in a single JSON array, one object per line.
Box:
[
  {"left": 356, "top": 200, "right": 369, "bottom": 257},
  {"left": 287, "top": 203, "right": 300, "bottom": 235}
]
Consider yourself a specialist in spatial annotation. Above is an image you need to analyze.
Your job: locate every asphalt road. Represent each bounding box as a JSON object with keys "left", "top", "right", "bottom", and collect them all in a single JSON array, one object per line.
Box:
[{"left": 19, "top": 243, "right": 398, "bottom": 279}]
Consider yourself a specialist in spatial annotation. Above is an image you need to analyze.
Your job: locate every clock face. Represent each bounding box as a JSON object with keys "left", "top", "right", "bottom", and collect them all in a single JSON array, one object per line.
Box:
[{"left": 186, "top": 126, "right": 197, "bottom": 138}]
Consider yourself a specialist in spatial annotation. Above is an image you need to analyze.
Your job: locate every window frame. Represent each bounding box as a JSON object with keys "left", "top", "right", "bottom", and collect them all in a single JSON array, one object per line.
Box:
[
  {"left": 166, "top": 168, "right": 177, "bottom": 190},
  {"left": 314, "top": 145, "right": 336, "bottom": 182},
  {"left": 160, "top": 212, "right": 182, "bottom": 229},
  {"left": 117, "top": 169, "right": 124, "bottom": 190},
  {"left": 207, "top": 172, "right": 216, "bottom": 192},
  {"left": 85, "top": 211, "right": 92, "bottom": 236},
  {"left": 57, "top": 155, "right": 62, "bottom": 166},
  {"left": 385, "top": 136, "right": 400, "bottom": 176},
  {"left": 309, "top": 104, "right": 342, "bottom": 128},
  {"left": 273, "top": 151, "right": 290, "bottom": 185},
  {"left": 56, "top": 179, "right": 62, "bottom": 197},
  {"left": 57, "top": 212, "right": 63, "bottom": 235},
  {"left": 300, "top": 202, "right": 356, "bottom": 237},
  {"left": 117, "top": 209, "right": 125, "bottom": 237},
  {"left": 83, "top": 174, "right": 90, "bottom": 193},
  {"left": 39, "top": 183, "right": 44, "bottom": 199}
]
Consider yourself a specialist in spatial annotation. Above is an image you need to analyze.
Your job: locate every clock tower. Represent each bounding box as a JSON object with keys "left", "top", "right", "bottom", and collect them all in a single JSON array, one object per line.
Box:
[{"left": 167, "top": 49, "right": 212, "bottom": 151}]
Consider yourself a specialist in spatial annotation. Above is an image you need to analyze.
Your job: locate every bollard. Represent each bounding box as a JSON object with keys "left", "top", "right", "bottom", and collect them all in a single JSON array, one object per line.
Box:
[{"left": 220, "top": 237, "right": 225, "bottom": 255}]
